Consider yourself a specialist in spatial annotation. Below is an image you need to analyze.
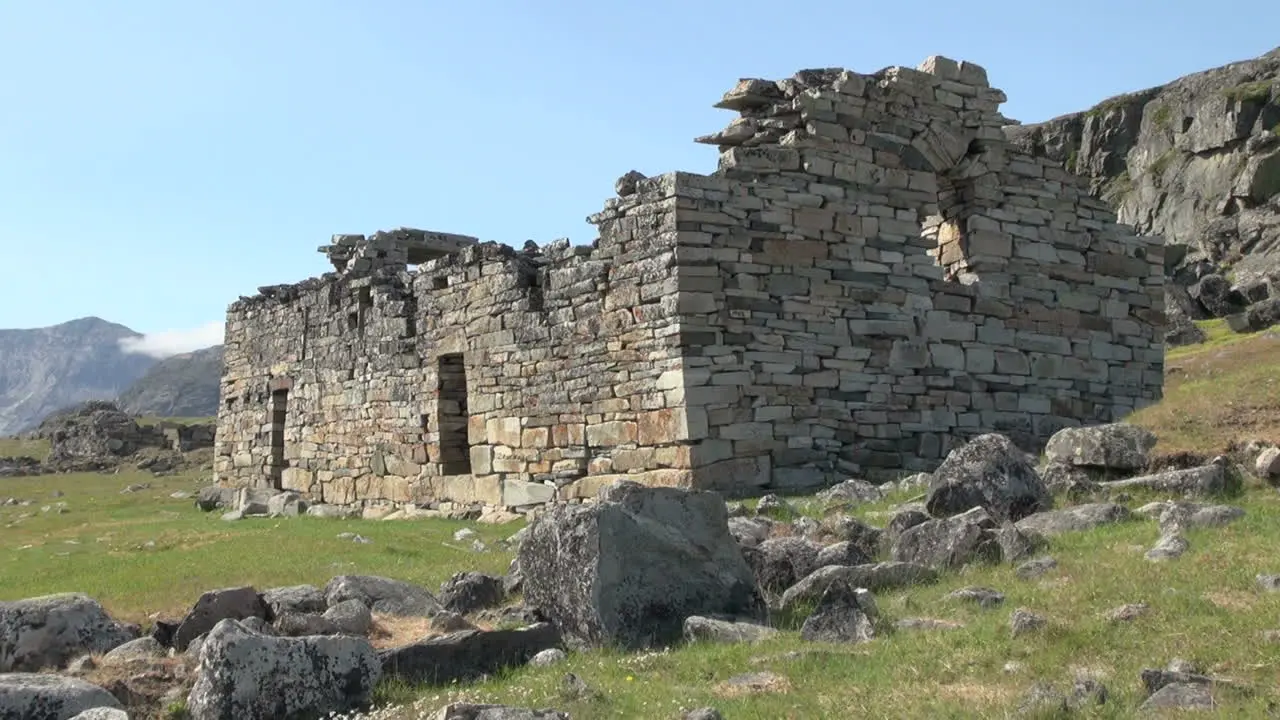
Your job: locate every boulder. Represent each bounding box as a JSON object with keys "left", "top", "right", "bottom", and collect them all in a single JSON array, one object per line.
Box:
[
  {"left": 323, "top": 599, "right": 373, "bottom": 636},
  {"left": 186, "top": 619, "right": 380, "bottom": 720},
  {"left": 102, "top": 636, "right": 165, "bottom": 663},
  {"left": 272, "top": 613, "right": 340, "bottom": 637},
  {"left": 742, "top": 537, "right": 822, "bottom": 596},
  {"left": 890, "top": 507, "right": 1002, "bottom": 570},
  {"left": 518, "top": 482, "right": 767, "bottom": 649},
  {"left": 173, "top": 586, "right": 268, "bottom": 652},
  {"left": 779, "top": 562, "right": 937, "bottom": 613},
  {"left": 1015, "top": 503, "right": 1132, "bottom": 537},
  {"left": 378, "top": 623, "right": 561, "bottom": 685},
  {"left": 682, "top": 616, "right": 778, "bottom": 644},
  {"left": 266, "top": 492, "right": 306, "bottom": 517},
  {"left": 814, "top": 541, "right": 871, "bottom": 568},
  {"left": 430, "top": 704, "right": 568, "bottom": 720},
  {"left": 195, "top": 486, "right": 235, "bottom": 512},
  {"left": 925, "top": 434, "right": 1051, "bottom": 522},
  {"left": 1103, "top": 461, "right": 1229, "bottom": 496},
  {"left": 799, "top": 583, "right": 877, "bottom": 643},
  {"left": 324, "top": 576, "right": 442, "bottom": 618},
  {"left": 0, "top": 593, "right": 139, "bottom": 672},
  {"left": 816, "top": 479, "right": 884, "bottom": 504},
  {"left": 1043, "top": 424, "right": 1157, "bottom": 473},
  {"left": 0, "top": 674, "right": 123, "bottom": 720},
  {"left": 1190, "top": 273, "right": 1246, "bottom": 317},
  {"left": 726, "top": 516, "right": 773, "bottom": 548},
  {"left": 68, "top": 709, "right": 129, "bottom": 720},
  {"left": 438, "top": 572, "right": 506, "bottom": 615},
  {"left": 260, "top": 585, "right": 326, "bottom": 618},
  {"left": 822, "top": 516, "right": 884, "bottom": 558},
  {"left": 1256, "top": 447, "right": 1280, "bottom": 479}
]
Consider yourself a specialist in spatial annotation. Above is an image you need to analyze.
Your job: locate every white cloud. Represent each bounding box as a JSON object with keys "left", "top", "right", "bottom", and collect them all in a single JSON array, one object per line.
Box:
[{"left": 119, "top": 320, "right": 224, "bottom": 359}]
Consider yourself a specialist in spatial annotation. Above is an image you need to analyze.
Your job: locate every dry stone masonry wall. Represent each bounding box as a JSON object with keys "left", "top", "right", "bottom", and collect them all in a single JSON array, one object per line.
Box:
[{"left": 214, "top": 55, "right": 1166, "bottom": 510}]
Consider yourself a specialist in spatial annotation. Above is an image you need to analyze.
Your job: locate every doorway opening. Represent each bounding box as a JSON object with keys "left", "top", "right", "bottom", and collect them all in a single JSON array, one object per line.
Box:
[
  {"left": 268, "top": 388, "right": 288, "bottom": 488},
  {"left": 436, "top": 353, "right": 472, "bottom": 475}
]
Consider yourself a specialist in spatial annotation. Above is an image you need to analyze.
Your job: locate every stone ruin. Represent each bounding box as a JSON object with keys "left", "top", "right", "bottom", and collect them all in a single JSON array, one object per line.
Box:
[{"left": 213, "top": 55, "right": 1166, "bottom": 511}]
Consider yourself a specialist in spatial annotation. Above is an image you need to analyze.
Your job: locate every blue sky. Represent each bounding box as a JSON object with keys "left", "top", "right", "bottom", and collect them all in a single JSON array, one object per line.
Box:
[{"left": 1, "top": 1, "right": 1276, "bottom": 354}]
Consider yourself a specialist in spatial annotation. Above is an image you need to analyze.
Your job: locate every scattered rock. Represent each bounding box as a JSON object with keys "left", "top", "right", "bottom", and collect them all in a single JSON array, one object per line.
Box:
[
  {"left": 187, "top": 618, "right": 381, "bottom": 720},
  {"left": 438, "top": 572, "right": 506, "bottom": 615},
  {"left": 102, "top": 636, "right": 165, "bottom": 663},
  {"left": 816, "top": 479, "right": 883, "bottom": 504},
  {"left": 925, "top": 433, "right": 1052, "bottom": 523},
  {"left": 1009, "top": 608, "right": 1047, "bottom": 637},
  {"left": 173, "top": 586, "right": 268, "bottom": 652},
  {"left": 323, "top": 599, "right": 374, "bottom": 636},
  {"left": 1256, "top": 574, "right": 1280, "bottom": 592},
  {"left": 1038, "top": 462, "right": 1103, "bottom": 499},
  {"left": 894, "top": 617, "right": 964, "bottom": 632},
  {"left": 891, "top": 507, "right": 1002, "bottom": 570},
  {"left": 1157, "top": 502, "right": 1245, "bottom": 533},
  {"left": 1105, "top": 460, "right": 1229, "bottom": 497},
  {"left": 681, "top": 709, "right": 724, "bottom": 720},
  {"left": 518, "top": 482, "right": 766, "bottom": 649},
  {"left": 0, "top": 673, "right": 124, "bottom": 720},
  {"left": 261, "top": 584, "right": 326, "bottom": 617},
  {"left": 883, "top": 508, "right": 930, "bottom": 549},
  {"left": 266, "top": 491, "right": 306, "bottom": 517},
  {"left": 1016, "top": 672, "right": 1109, "bottom": 715},
  {"left": 1044, "top": 423, "right": 1157, "bottom": 472},
  {"left": 273, "top": 612, "right": 339, "bottom": 637},
  {"left": 1141, "top": 682, "right": 1216, "bottom": 711},
  {"left": 683, "top": 616, "right": 778, "bottom": 645},
  {"left": 0, "top": 593, "right": 139, "bottom": 671},
  {"left": 1015, "top": 503, "right": 1131, "bottom": 537},
  {"left": 779, "top": 562, "right": 937, "bottom": 613},
  {"left": 1146, "top": 533, "right": 1189, "bottom": 562},
  {"left": 1015, "top": 556, "right": 1058, "bottom": 580},
  {"left": 324, "top": 575, "right": 442, "bottom": 618},
  {"left": 715, "top": 670, "right": 791, "bottom": 697},
  {"left": 822, "top": 516, "right": 883, "bottom": 558},
  {"left": 743, "top": 536, "right": 823, "bottom": 596},
  {"left": 431, "top": 703, "right": 569, "bottom": 720},
  {"left": 379, "top": 623, "right": 562, "bottom": 685},
  {"left": 945, "top": 586, "right": 1006, "bottom": 609},
  {"left": 1254, "top": 447, "right": 1280, "bottom": 480},
  {"left": 727, "top": 516, "right": 774, "bottom": 548},
  {"left": 755, "top": 494, "right": 792, "bottom": 516},
  {"left": 814, "top": 540, "right": 871, "bottom": 568},
  {"left": 530, "top": 648, "right": 567, "bottom": 667},
  {"left": 1105, "top": 602, "right": 1150, "bottom": 623},
  {"left": 799, "top": 583, "right": 877, "bottom": 644}
]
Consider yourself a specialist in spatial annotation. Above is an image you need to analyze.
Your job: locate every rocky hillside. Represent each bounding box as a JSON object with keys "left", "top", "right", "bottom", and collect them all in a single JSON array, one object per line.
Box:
[
  {"left": 117, "top": 345, "right": 223, "bottom": 419},
  {"left": 1007, "top": 46, "right": 1280, "bottom": 286},
  {"left": 0, "top": 317, "right": 156, "bottom": 436}
]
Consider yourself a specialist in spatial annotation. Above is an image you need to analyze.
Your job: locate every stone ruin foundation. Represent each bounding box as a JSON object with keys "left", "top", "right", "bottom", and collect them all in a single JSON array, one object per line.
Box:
[{"left": 213, "top": 55, "right": 1166, "bottom": 512}]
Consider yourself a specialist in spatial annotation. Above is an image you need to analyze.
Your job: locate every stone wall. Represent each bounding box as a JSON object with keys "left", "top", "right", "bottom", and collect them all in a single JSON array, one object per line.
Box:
[{"left": 214, "top": 54, "right": 1165, "bottom": 509}]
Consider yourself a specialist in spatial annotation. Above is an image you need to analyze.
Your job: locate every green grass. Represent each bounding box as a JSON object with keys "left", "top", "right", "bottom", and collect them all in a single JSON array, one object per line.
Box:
[
  {"left": 1222, "top": 81, "right": 1274, "bottom": 104},
  {"left": 0, "top": 435, "right": 49, "bottom": 458},
  {"left": 0, "top": 471, "right": 517, "bottom": 622}
]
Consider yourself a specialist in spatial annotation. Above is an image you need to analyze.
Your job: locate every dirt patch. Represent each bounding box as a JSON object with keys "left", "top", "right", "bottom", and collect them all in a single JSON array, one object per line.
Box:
[
  {"left": 935, "top": 681, "right": 1018, "bottom": 705},
  {"left": 715, "top": 670, "right": 792, "bottom": 698},
  {"left": 1203, "top": 590, "right": 1257, "bottom": 612}
]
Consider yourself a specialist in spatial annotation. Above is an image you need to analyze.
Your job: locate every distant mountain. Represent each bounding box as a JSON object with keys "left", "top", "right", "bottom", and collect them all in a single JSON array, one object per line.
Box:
[
  {"left": 117, "top": 345, "right": 223, "bottom": 419},
  {"left": 0, "top": 317, "right": 156, "bottom": 436}
]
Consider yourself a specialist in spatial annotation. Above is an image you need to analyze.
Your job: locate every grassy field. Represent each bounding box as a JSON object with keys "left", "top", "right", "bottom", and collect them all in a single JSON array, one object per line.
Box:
[{"left": 2, "top": 329, "right": 1280, "bottom": 717}]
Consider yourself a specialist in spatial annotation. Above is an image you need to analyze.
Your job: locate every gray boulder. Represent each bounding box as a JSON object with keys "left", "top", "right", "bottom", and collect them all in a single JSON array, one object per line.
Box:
[
  {"left": 816, "top": 479, "right": 884, "bottom": 504},
  {"left": 925, "top": 434, "right": 1051, "bottom": 522},
  {"left": 1103, "top": 460, "right": 1229, "bottom": 497},
  {"left": 429, "top": 704, "right": 568, "bottom": 720},
  {"left": 323, "top": 575, "right": 442, "bottom": 618},
  {"left": 0, "top": 674, "right": 123, "bottom": 720},
  {"left": 260, "top": 585, "right": 326, "bottom": 618},
  {"left": 323, "top": 599, "right": 373, "bottom": 636},
  {"left": 173, "top": 586, "right": 268, "bottom": 652},
  {"left": 272, "top": 612, "right": 340, "bottom": 637},
  {"left": 890, "top": 507, "right": 1002, "bottom": 570},
  {"left": 682, "top": 616, "right": 777, "bottom": 645},
  {"left": 779, "top": 562, "right": 937, "bottom": 613},
  {"left": 68, "top": 709, "right": 129, "bottom": 720},
  {"left": 0, "top": 593, "right": 138, "bottom": 672},
  {"left": 1015, "top": 503, "right": 1132, "bottom": 537},
  {"left": 438, "top": 572, "right": 505, "bottom": 615},
  {"left": 379, "top": 623, "right": 561, "bottom": 685},
  {"left": 726, "top": 516, "right": 773, "bottom": 548},
  {"left": 102, "top": 636, "right": 165, "bottom": 663},
  {"left": 266, "top": 491, "right": 306, "bottom": 517},
  {"left": 799, "top": 583, "right": 877, "bottom": 644},
  {"left": 1043, "top": 423, "right": 1157, "bottom": 473},
  {"left": 195, "top": 486, "right": 234, "bottom": 512},
  {"left": 518, "top": 481, "right": 766, "bottom": 649},
  {"left": 186, "top": 619, "right": 380, "bottom": 720},
  {"left": 814, "top": 541, "right": 871, "bottom": 568},
  {"left": 742, "top": 536, "right": 822, "bottom": 596}
]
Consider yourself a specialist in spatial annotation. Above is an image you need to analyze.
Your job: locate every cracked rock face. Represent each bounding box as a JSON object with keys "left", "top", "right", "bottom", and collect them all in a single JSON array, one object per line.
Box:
[{"left": 186, "top": 619, "right": 381, "bottom": 720}]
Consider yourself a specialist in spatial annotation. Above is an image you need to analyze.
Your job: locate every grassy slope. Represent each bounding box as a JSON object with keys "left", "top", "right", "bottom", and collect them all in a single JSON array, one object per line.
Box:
[{"left": 1, "top": 326, "right": 1279, "bottom": 717}]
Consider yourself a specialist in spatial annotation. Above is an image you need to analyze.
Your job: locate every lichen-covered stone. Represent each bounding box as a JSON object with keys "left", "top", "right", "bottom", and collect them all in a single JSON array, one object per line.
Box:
[
  {"left": 0, "top": 593, "right": 138, "bottom": 672},
  {"left": 0, "top": 673, "right": 123, "bottom": 720},
  {"left": 518, "top": 482, "right": 766, "bottom": 649},
  {"left": 186, "top": 619, "right": 380, "bottom": 720},
  {"left": 926, "top": 434, "right": 1052, "bottom": 522}
]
